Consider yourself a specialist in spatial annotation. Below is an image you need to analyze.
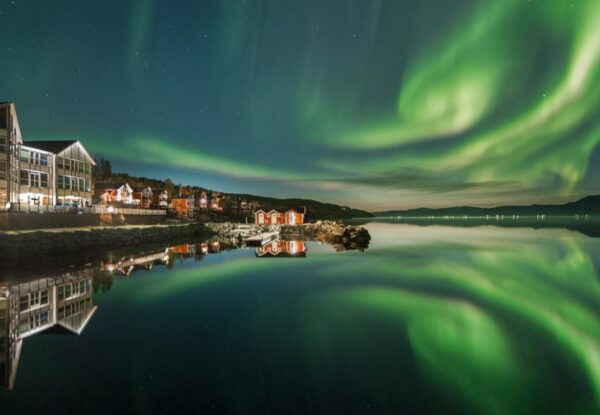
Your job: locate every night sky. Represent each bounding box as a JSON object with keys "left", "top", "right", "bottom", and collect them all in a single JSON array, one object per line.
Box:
[{"left": 1, "top": 0, "right": 599, "bottom": 210}]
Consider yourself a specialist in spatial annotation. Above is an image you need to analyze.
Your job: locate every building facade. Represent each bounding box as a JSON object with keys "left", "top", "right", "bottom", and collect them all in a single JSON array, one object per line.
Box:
[
  {"left": 0, "top": 103, "right": 96, "bottom": 210},
  {"left": 0, "top": 103, "right": 23, "bottom": 209}
]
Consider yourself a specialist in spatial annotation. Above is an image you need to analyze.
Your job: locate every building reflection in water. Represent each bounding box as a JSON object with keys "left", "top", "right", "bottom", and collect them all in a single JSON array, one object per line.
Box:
[
  {"left": 0, "top": 238, "right": 269, "bottom": 390},
  {"left": 100, "top": 241, "right": 224, "bottom": 276},
  {"left": 255, "top": 240, "right": 307, "bottom": 258},
  {"left": 0, "top": 271, "right": 97, "bottom": 390}
]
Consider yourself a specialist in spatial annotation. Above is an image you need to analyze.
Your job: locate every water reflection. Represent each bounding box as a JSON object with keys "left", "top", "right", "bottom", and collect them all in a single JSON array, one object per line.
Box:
[
  {"left": 100, "top": 241, "right": 228, "bottom": 276},
  {"left": 255, "top": 240, "right": 307, "bottom": 258},
  {"left": 1, "top": 224, "right": 600, "bottom": 413},
  {"left": 0, "top": 271, "right": 96, "bottom": 390}
]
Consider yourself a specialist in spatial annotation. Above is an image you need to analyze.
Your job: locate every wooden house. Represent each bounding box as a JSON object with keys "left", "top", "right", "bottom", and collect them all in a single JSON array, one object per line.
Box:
[
  {"left": 210, "top": 192, "right": 224, "bottom": 211},
  {"left": 254, "top": 207, "right": 305, "bottom": 225},
  {"left": 93, "top": 183, "right": 134, "bottom": 205},
  {"left": 197, "top": 191, "right": 208, "bottom": 209},
  {"left": 132, "top": 187, "right": 154, "bottom": 208},
  {"left": 152, "top": 189, "right": 168, "bottom": 209},
  {"left": 171, "top": 194, "right": 194, "bottom": 219}
]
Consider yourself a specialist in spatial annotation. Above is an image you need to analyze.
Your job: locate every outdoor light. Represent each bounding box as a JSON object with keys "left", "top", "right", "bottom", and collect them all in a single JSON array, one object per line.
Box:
[{"left": 107, "top": 206, "right": 114, "bottom": 213}]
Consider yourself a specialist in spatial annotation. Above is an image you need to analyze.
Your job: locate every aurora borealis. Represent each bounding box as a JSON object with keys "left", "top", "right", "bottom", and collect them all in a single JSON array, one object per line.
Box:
[
  {"left": 96, "top": 222, "right": 600, "bottom": 413},
  {"left": 1, "top": 0, "right": 600, "bottom": 209}
]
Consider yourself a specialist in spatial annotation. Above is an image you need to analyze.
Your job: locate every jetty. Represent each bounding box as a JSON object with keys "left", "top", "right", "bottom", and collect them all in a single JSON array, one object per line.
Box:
[{"left": 244, "top": 225, "right": 281, "bottom": 246}]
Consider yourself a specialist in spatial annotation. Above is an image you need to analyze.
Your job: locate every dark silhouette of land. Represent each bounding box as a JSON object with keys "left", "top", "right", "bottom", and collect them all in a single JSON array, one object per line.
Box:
[{"left": 373, "top": 195, "right": 599, "bottom": 217}]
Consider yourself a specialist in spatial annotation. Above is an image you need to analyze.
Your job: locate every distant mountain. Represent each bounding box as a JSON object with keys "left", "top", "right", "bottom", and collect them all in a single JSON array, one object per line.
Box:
[{"left": 373, "top": 195, "right": 600, "bottom": 217}]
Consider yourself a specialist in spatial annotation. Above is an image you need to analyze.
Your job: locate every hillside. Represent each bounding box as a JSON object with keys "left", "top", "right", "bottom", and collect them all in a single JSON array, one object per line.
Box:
[
  {"left": 92, "top": 162, "right": 373, "bottom": 220},
  {"left": 374, "top": 195, "right": 600, "bottom": 217},
  {"left": 231, "top": 193, "right": 373, "bottom": 221}
]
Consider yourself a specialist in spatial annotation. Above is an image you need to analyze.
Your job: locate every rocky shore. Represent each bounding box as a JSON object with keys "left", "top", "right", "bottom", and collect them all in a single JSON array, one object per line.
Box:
[
  {"left": 281, "top": 221, "right": 371, "bottom": 251},
  {"left": 0, "top": 224, "right": 215, "bottom": 265}
]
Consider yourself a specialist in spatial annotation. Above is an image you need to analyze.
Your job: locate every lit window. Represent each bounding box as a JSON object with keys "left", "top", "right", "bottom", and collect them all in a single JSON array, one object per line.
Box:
[{"left": 30, "top": 172, "right": 40, "bottom": 187}]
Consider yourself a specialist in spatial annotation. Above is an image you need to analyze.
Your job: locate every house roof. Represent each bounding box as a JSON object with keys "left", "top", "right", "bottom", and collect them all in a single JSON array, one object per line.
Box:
[
  {"left": 22, "top": 140, "right": 97, "bottom": 165},
  {"left": 23, "top": 140, "right": 77, "bottom": 154}
]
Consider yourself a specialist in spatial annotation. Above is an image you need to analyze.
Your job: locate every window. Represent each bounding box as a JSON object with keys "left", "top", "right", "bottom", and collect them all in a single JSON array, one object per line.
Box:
[
  {"left": 31, "top": 291, "right": 41, "bottom": 306},
  {"left": 20, "top": 149, "right": 29, "bottom": 163},
  {"left": 41, "top": 173, "right": 48, "bottom": 188},
  {"left": 65, "top": 284, "right": 72, "bottom": 298},
  {"left": 84, "top": 162, "right": 90, "bottom": 174},
  {"left": 65, "top": 159, "right": 71, "bottom": 171},
  {"left": 40, "top": 153, "right": 48, "bottom": 166},
  {"left": 19, "top": 316, "right": 30, "bottom": 334},
  {"left": 58, "top": 175, "right": 64, "bottom": 189},
  {"left": 29, "top": 151, "right": 40, "bottom": 165},
  {"left": 85, "top": 178, "right": 91, "bottom": 192},
  {"left": 79, "top": 161, "right": 85, "bottom": 173},
  {"left": 20, "top": 170, "right": 29, "bottom": 185},
  {"left": 30, "top": 172, "right": 40, "bottom": 187},
  {"left": 40, "top": 310, "right": 49, "bottom": 325},
  {"left": 20, "top": 294, "right": 30, "bottom": 311},
  {"left": 64, "top": 176, "right": 71, "bottom": 190},
  {"left": 0, "top": 160, "right": 6, "bottom": 180},
  {"left": 58, "top": 286, "right": 65, "bottom": 300},
  {"left": 79, "top": 178, "right": 84, "bottom": 192},
  {"left": 40, "top": 289, "right": 49, "bottom": 305},
  {"left": 58, "top": 157, "right": 64, "bottom": 169},
  {"left": 0, "top": 136, "right": 6, "bottom": 153}
]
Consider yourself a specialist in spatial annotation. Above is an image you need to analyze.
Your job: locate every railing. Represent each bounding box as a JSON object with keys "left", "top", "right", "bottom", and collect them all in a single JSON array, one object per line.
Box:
[{"left": 11, "top": 203, "right": 166, "bottom": 216}]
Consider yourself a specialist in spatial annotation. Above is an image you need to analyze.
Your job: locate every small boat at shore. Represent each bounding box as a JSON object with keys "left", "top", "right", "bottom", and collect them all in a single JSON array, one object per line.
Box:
[{"left": 245, "top": 231, "right": 279, "bottom": 246}]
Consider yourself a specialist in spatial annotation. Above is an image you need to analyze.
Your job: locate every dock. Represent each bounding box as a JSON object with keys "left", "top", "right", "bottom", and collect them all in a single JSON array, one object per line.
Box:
[{"left": 245, "top": 231, "right": 279, "bottom": 246}]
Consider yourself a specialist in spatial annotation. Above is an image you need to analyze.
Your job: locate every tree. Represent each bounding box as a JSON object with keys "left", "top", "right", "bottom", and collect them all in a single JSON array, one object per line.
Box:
[
  {"left": 164, "top": 178, "right": 175, "bottom": 198},
  {"left": 102, "top": 159, "right": 112, "bottom": 180}
]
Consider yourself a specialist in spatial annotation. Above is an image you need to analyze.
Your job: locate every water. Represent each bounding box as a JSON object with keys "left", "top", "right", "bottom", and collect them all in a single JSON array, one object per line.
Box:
[{"left": 2, "top": 221, "right": 600, "bottom": 414}]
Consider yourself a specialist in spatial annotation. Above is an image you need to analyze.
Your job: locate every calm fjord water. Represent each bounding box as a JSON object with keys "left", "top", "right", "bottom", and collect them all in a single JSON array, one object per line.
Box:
[{"left": 2, "top": 221, "right": 600, "bottom": 414}]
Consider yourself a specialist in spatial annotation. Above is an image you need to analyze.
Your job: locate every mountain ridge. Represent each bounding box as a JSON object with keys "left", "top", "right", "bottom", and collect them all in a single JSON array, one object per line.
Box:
[{"left": 373, "top": 195, "right": 600, "bottom": 217}]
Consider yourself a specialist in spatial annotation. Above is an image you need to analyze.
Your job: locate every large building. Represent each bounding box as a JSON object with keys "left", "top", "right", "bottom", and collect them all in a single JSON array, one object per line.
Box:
[{"left": 0, "top": 103, "right": 96, "bottom": 210}]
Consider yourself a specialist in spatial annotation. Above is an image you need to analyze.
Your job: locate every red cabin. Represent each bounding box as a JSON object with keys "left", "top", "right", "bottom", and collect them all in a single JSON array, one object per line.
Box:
[{"left": 254, "top": 207, "right": 305, "bottom": 225}]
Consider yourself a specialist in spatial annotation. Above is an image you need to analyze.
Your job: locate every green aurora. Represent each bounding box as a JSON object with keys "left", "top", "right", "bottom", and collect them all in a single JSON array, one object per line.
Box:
[
  {"left": 1, "top": 0, "right": 599, "bottom": 209},
  {"left": 119, "top": 223, "right": 600, "bottom": 413}
]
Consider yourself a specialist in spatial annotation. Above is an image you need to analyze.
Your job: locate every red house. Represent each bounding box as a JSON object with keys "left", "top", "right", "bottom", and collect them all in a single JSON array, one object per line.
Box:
[{"left": 254, "top": 207, "right": 305, "bottom": 225}]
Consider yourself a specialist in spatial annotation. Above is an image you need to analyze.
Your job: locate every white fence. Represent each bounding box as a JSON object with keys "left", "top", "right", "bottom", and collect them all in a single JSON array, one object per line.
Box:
[{"left": 12, "top": 203, "right": 166, "bottom": 216}]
